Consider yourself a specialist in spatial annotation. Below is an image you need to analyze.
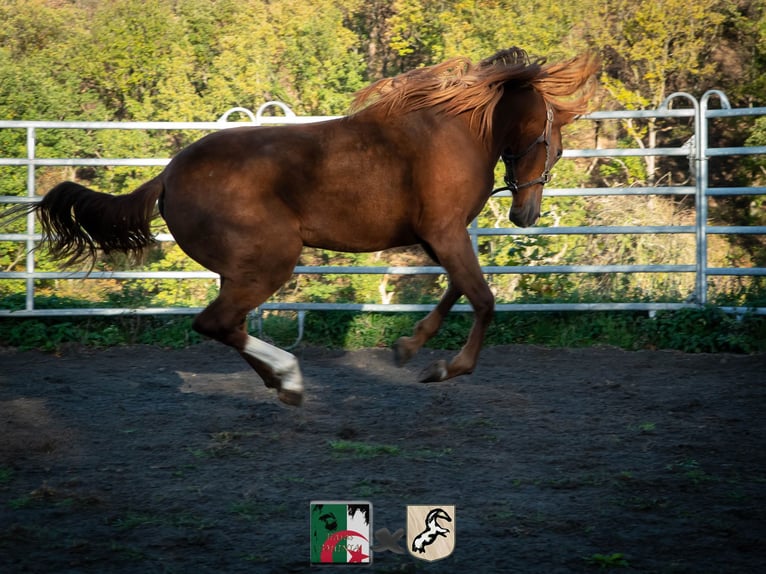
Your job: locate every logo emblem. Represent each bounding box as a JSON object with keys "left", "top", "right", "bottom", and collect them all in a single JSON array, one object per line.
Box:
[
  {"left": 406, "top": 505, "right": 456, "bottom": 561},
  {"left": 310, "top": 501, "right": 372, "bottom": 564}
]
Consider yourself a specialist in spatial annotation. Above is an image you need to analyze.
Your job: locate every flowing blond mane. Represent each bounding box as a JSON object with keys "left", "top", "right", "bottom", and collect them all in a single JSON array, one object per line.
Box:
[{"left": 350, "top": 47, "right": 599, "bottom": 142}]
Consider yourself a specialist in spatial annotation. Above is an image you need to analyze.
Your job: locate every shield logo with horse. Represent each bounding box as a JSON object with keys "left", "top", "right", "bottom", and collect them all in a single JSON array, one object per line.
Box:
[{"left": 407, "top": 505, "right": 456, "bottom": 561}]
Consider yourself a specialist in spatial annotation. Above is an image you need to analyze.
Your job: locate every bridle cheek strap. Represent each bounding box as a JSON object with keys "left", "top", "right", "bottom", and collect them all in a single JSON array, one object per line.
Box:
[{"left": 497, "top": 104, "right": 554, "bottom": 194}]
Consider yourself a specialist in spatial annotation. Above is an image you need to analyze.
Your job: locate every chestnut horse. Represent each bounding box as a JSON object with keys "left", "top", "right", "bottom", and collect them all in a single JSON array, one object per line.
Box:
[{"left": 9, "top": 48, "right": 598, "bottom": 405}]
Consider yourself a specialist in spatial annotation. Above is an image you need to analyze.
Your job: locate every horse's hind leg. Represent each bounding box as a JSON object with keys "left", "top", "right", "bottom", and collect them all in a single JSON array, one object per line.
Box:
[{"left": 193, "top": 276, "right": 304, "bottom": 406}]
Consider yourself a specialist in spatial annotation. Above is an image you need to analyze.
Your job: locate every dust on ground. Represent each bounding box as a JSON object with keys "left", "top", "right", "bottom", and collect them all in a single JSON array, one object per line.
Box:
[{"left": 1, "top": 342, "right": 764, "bottom": 573}]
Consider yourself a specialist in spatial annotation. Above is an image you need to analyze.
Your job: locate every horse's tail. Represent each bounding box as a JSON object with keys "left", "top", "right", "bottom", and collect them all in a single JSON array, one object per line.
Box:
[{"left": 32, "top": 177, "right": 164, "bottom": 265}]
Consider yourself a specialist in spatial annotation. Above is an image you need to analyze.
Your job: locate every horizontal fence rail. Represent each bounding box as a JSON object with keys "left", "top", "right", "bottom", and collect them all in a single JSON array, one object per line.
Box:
[{"left": 1, "top": 93, "right": 764, "bottom": 322}]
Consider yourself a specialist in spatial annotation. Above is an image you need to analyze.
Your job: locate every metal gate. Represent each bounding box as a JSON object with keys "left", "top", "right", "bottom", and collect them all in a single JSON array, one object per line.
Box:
[{"left": 1, "top": 93, "right": 764, "bottom": 319}]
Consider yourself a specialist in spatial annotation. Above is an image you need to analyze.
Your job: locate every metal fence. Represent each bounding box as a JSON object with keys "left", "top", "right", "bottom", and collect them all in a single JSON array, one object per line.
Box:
[{"left": 1, "top": 93, "right": 764, "bottom": 322}]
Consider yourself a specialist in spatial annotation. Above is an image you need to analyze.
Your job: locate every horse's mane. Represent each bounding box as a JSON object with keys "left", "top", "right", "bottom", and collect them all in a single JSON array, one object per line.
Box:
[{"left": 350, "top": 47, "right": 599, "bottom": 141}]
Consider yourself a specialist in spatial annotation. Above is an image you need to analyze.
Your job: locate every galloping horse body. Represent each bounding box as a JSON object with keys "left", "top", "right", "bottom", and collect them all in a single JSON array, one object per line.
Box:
[{"left": 9, "top": 48, "right": 598, "bottom": 405}]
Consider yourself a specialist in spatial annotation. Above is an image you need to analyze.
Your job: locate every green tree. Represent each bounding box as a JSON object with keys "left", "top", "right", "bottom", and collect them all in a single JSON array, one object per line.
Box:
[
  {"left": 386, "top": 0, "right": 451, "bottom": 68},
  {"left": 590, "top": 0, "right": 729, "bottom": 183},
  {"left": 720, "top": 0, "right": 766, "bottom": 107},
  {"left": 72, "top": 0, "right": 203, "bottom": 121},
  {"left": 174, "top": 0, "right": 239, "bottom": 99},
  {"left": 0, "top": 1, "right": 100, "bottom": 122},
  {"left": 206, "top": 0, "right": 365, "bottom": 116},
  {"left": 344, "top": 0, "right": 396, "bottom": 78},
  {"left": 266, "top": 0, "right": 366, "bottom": 114},
  {"left": 441, "top": 0, "right": 591, "bottom": 62}
]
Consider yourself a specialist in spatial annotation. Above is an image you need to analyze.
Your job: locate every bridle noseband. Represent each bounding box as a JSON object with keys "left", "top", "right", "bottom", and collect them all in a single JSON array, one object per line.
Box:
[{"left": 497, "top": 103, "right": 555, "bottom": 194}]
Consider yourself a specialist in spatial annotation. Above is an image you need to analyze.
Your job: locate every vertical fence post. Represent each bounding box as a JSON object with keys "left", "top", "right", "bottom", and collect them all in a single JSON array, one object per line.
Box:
[
  {"left": 697, "top": 90, "right": 731, "bottom": 307},
  {"left": 25, "top": 126, "right": 36, "bottom": 312},
  {"left": 469, "top": 217, "right": 479, "bottom": 254},
  {"left": 693, "top": 97, "right": 706, "bottom": 306},
  {"left": 660, "top": 93, "right": 701, "bottom": 304}
]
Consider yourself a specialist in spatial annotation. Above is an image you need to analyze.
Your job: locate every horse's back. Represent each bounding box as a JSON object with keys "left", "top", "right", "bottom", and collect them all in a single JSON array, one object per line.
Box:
[
  {"left": 162, "top": 119, "right": 425, "bottom": 251},
  {"left": 159, "top": 109, "right": 490, "bottom": 258}
]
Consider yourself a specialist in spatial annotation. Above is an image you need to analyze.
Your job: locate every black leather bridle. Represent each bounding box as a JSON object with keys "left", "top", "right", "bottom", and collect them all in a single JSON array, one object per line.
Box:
[{"left": 496, "top": 103, "right": 555, "bottom": 194}]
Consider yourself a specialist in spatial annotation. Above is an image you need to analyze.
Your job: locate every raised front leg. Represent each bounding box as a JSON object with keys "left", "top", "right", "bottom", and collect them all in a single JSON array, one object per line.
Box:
[
  {"left": 415, "top": 231, "right": 495, "bottom": 383},
  {"left": 393, "top": 283, "right": 461, "bottom": 366}
]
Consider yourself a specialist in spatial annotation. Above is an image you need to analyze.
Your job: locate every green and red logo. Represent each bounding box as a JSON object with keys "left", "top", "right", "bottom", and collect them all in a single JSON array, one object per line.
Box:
[{"left": 310, "top": 501, "right": 372, "bottom": 565}]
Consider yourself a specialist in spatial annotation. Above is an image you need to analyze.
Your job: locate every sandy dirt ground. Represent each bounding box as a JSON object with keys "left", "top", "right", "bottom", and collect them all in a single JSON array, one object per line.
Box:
[{"left": 1, "top": 342, "right": 764, "bottom": 573}]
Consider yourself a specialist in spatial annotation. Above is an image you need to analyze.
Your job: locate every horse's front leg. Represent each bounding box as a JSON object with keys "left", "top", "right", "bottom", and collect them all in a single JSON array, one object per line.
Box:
[
  {"left": 417, "top": 232, "right": 495, "bottom": 383},
  {"left": 393, "top": 283, "right": 461, "bottom": 367}
]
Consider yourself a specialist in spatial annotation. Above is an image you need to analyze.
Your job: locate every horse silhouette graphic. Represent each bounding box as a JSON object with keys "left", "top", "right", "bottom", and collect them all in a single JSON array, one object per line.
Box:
[{"left": 410, "top": 507, "right": 453, "bottom": 554}]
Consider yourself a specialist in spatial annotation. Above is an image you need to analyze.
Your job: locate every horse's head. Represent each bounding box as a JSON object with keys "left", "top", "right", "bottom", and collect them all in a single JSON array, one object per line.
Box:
[
  {"left": 502, "top": 95, "right": 577, "bottom": 228},
  {"left": 495, "top": 51, "right": 598, "bottom": 227}
]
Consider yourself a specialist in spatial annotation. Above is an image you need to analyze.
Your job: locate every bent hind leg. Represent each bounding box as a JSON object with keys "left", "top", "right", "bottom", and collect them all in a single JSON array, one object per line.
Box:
[{"left": 193, "top": 275, "right": 304, "bottom": 406}]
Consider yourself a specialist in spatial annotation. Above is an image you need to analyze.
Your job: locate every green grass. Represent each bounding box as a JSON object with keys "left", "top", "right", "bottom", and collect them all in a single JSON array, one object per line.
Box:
[
  {"left": 110, "top": 513, "right": 165, "bottom": 531},
  {"left": 8, "top": 495, "right": 33, "bottom": 510},
  {"left": 109, "top": 511, "right": 214, "bottom": 531},
  {"left": 327, "top": 439, "right": 452, "bottom": 461},
  {"left": 667, "top": 459, "right": 718, "bottom": 486},
  {"left": 328, "top": 439, "right": 401, "bottom": 459},
  {"left": 230, "top": 500, "right": 287, "bottom": 521},
  {"left": 584, "top": 552, "right": 631, "bottom": 569},
  {"left": 0, "top": 467, "right": 14, "bottom": 485},
  {"left": 0, "top": 314, "right": 202, "bottom": 350},
  {"left": 351, "top": 479, "right": 391, "bottom": 497},
  {"left": 406, "top": 446, "right": 453, "bottom": 460},
  {"left": 0, "top": 306, "right": 764, "bottom": 353}
]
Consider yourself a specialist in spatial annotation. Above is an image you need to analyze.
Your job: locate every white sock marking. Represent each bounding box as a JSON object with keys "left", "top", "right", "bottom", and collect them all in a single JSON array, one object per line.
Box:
[{"left": 243, "top": 335, "right": 303, "bottom": 393}]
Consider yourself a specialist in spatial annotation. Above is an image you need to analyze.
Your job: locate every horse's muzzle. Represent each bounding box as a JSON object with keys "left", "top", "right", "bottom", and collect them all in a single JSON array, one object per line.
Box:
[{"left": 509, "top": 205, "right": 540, "bottom": 228}]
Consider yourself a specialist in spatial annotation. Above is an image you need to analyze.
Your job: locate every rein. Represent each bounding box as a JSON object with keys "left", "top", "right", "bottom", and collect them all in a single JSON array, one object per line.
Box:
[{"left": 494, "top": 103, "right": 555, "bottom": 195}]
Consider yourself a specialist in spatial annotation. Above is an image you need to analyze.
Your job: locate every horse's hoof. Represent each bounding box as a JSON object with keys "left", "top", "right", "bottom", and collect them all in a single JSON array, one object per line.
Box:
[
  {"left": 419, "top": 360, "right": 448, "bottom": 383},
  {"left": 278, "top": 389, "right": 303, "bottom": 407},
  {"left": 393, "top": 337, "right": 416, "bottom": 367}
]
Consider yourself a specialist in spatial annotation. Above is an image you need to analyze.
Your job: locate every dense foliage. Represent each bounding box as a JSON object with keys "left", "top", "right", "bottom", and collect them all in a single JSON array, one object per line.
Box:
[
  {"left": 1, "top": 0, "right": 765, "bottom": 349},
  {"left": 2, "top": 0, "right": 765, "bottom": 121}
]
